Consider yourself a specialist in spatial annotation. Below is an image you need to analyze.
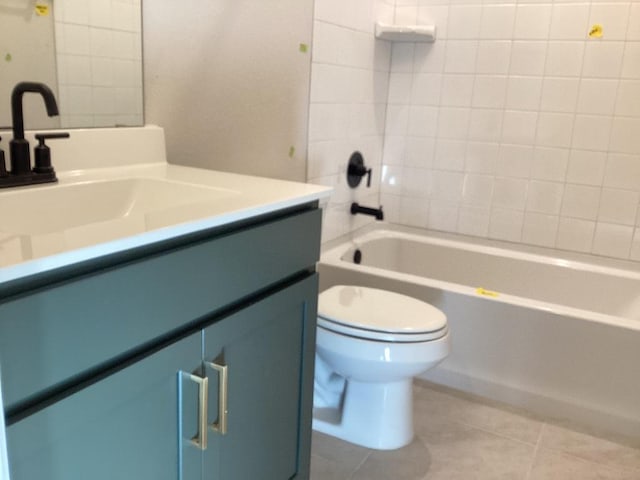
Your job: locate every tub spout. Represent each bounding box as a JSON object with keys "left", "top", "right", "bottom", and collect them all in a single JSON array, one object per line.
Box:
[{"left": 351, "top": 202, "right": 384, "bottom": 221}]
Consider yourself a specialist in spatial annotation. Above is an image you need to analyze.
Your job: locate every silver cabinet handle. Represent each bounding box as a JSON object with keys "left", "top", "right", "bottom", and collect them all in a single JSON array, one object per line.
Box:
[
  {"left": 186, "top": 372, "right": 209, "bottom": 450},
  {"left": 206, "top": 361, "right": 228, "bottom": 435}
]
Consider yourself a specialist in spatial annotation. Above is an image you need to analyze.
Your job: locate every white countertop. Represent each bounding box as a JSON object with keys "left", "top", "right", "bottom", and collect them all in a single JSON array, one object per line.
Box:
[{"left": 0, "top": 161, "right": 331, "bottom": 285}]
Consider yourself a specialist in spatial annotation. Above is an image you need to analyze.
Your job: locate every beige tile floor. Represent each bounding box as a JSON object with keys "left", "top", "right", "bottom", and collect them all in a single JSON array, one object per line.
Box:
[{"left": 310, "top": 380, "right": 640, "bottom": 480}]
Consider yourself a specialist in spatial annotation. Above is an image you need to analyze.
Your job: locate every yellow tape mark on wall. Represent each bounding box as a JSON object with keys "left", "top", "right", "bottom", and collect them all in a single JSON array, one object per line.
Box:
[
  {"left": 589, "top": 24, "right": 603, "bottom": 39},
  {"left": 35, "top": 3, "right": 50, "bottom": 16}
]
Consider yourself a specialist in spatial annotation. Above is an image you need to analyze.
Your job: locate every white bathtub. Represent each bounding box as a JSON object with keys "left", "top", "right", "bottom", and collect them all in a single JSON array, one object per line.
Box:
[{"left": 318, "top": 224, "right": 640, "bottom": 439}]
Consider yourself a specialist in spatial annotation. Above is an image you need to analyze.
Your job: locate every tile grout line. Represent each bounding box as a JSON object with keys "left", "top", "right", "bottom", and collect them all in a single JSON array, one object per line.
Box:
[
  {"left": 346, "top": 450, "right": 374, "bottom": 480},
  {"left": 523, "top": 421, "right": 546, "bottom": 480}
]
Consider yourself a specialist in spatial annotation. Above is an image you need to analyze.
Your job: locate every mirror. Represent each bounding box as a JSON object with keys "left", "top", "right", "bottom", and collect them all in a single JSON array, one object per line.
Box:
[{"left": 0, "top": 0, "right": 143, "bottom": 130}]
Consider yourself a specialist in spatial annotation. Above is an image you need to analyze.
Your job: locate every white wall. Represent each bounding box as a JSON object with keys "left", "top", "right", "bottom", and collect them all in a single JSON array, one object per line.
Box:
[
  {"left": 381, "top": 0, "right": 640, "bottom": 261},
  {"left": 308, "top": 0, "right": 394, "bottom": 242},
  {"left": 144, "top": 0, "right": 313, "bottom": 182}
]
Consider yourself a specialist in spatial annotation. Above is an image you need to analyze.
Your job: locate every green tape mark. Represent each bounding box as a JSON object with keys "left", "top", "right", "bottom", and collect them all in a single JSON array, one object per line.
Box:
[
  {"left": 5, "top": 53, "right": 12, "bottom": 62},
  {"left": 299, "top": 43, "right": 309, "bottom": 53},
  {"left": 288, "top": 146, "right": 296, "bottom": 158}
]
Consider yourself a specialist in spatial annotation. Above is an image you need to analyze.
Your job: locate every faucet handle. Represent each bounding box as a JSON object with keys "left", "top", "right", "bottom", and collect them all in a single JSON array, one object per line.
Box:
[
  {"left": 0, "top": 136, "right": 7, "bottom": 177},
  {"left": 33, "top": 132, "right": 70, "bottom": 174}
]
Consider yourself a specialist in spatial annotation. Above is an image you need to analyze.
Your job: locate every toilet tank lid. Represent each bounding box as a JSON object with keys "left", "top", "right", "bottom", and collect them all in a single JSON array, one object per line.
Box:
[{"left": 318, "top": 285, "right": 447, "bottom": 334}]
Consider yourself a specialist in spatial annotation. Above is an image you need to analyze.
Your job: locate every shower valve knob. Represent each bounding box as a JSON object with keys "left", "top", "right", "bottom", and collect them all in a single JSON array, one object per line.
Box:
[{"left": 347, "top": 151, "right": 372, "bottom": 188}]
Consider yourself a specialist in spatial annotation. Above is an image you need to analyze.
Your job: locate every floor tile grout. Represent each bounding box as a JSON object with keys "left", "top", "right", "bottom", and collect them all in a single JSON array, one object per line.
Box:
[{"left": 523, "top": 421, "right": 546, "bottom": 480}]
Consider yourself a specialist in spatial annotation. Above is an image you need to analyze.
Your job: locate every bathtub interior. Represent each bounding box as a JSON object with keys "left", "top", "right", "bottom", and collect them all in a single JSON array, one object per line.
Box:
[{"left": 339, "top": 234, "right": 640, "bottom": 321}]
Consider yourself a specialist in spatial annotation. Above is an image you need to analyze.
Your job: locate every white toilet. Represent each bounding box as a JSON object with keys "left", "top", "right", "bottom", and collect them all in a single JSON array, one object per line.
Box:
[{"left": 313, "top": 285, "right": 450, "bottom": 450}]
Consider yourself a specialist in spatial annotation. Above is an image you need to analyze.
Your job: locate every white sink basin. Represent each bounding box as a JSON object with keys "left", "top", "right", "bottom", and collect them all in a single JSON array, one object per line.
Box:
[{"left": 2, "top": 178, "right": 239, "bottom": 235}]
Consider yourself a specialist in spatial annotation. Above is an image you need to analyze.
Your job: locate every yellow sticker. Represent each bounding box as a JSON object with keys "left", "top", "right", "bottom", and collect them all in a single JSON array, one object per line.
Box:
[
  {"left": 589, "top": 24, "right": 603, "bottom": 38},
  {"left": 35, "top": 3, "right": 50, "bottom": 16},
  {"left": 476, "top": 287, "right": 499, "bottom": 298}
]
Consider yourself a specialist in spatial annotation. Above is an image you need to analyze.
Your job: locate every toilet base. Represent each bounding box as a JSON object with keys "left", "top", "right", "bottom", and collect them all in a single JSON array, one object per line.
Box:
[{"left": 312, "top": 379, "right": 414, "bottom": 450}]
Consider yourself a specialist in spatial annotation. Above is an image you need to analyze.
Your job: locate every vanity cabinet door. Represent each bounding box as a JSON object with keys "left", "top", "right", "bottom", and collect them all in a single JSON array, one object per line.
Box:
[
  {"left": 203, "top": 276, "right": 317, "bottom": 480},
  {"left": 6, "top": 332, "right": 203, "bottom": 480}
]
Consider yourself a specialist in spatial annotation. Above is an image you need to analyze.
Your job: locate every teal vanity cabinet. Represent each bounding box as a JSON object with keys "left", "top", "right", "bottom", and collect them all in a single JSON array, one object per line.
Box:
[{"left": 1, "top": 205, "right": 321, "bottom": 480}]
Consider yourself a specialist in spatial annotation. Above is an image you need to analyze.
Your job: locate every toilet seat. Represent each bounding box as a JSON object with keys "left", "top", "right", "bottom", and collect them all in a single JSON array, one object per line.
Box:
[{"left": 318, "top": 285, "right": 448, "bottom": 343}]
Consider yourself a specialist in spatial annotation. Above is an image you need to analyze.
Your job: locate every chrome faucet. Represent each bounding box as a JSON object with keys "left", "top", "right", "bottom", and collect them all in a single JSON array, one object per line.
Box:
[{"left": 0, "top": 82, "right": 69, "bottom": 188}]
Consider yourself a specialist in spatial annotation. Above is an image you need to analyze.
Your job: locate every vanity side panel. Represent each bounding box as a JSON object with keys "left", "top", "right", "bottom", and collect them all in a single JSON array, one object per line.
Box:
[{"left": 0, "top": 208, "right": 321, "bottom": 412}]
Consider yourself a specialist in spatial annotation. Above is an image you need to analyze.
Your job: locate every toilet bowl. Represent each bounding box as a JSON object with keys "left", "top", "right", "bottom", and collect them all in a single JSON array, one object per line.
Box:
[{"left": 313, "top": 285, "right": 450, "bottom": 450}]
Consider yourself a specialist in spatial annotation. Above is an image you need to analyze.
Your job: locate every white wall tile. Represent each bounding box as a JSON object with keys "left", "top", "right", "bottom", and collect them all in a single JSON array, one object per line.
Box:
[
  {"left": 550, "top": 4, "right": 590, "bottom": 40},
  {"left": 462, "top": 174, "right": 494, "bottom": 206},
  {"left": 492, "top": 177, "right": 528, "bottom": 210},
  {"left": 614, "top": 80, "right": 640, "bottom": 117},
  {"left": 531, "top": 147, "right": 569, "bottom": 181},
  {"left": 514, "top": 5, "right": 552, "bottom": 40},
  {"left": 609, "top": 118, "right": 640, "bottom": 155},
  {"left": 437, "top": 107, "right": 471, "bottom": 139},
  {"left": 472, "top": 75, "right": 507, "bottom": 108},
  {"left": 457, "top": 205, "right": 490, "bottom": 236},
  {"left": 576, "top": 79, "right": 618, "bottom": 115},
  {"left": 540, "top": 78, "right": 579, "bottom": 113},
  {"left": 598, "top": 189, "right": 639, "bottom": 225},
  {"left": 408, "top": 106, "right": 439, "bottom": 136},
  {"left": 410, "top": 73, "right": 443, "bottom": 105},
  {"left": 506, "top": 76, "right": 543, "bottom": 111},
  {"left": 440, "top": 75, "right": 474, "bottom": 106},
  {"left": 561, "top": 184, "right": 601, "bottom": 220},
  {"left": 510, "top": 41, "right": 547, "bottom": 76},
  {"left": 476, "top": 41, "right": 512, "bottom": 74},
  {"left": 479, "top": 5, "right": 516, "bottom": 40},
  {"left": 522, "top": 212, "right": 559, "bottom": 247},
  {"left": 391, "top": 43, "right": 416, "bottom": 73},
  {"left": 468, "top": 109, "right": 503, "bottom": 142},
  {"left": 435, "top": 140, "right": 467, "bottom": 171},
  {"left": 448, "top": 6, "right": 482, "bottom": 40},
  {"left": 571, "top": 115, "right": 612, "bottom": 152},
  {"left": 388, "top": 73, "right": 414, "bottom": 104},
  {"left": 621, "top": 43, "right": 640, "bottom": 79},
  {"left": 489, "top": 207, "right": 524, "bottom": 242},
  {"left": 417, "top": 7, "right": 449, "bottom": 39},
  {"left": 557, "top": 217, "right": 596, "bottom": 253},
  {"left": 603, "top": 153, "right": 640, "bottom": 190},
  {"left": 592, "top": 222, "right": 633, "bottom": 258},
  {"left": 465, "top": 142, "right": 498, "bottom": 174},
  {"left": 414, "top": 42, "right": 447, "bottom": 73},
  {"left": 566, "top": 150, "right": 606, "bottom": 186},
  {"left": 527, "top": 181, "right": 564, "bottom": 214},
  {"left": 582, "top": 42, "right": 625, "bottom": 79},
  {"left": 501, "top": 110, "right": 538, "bottom": 145},
  {"left": 628, "top": 4, "right": 640, "bottom": 42},
  {"left": 366, "top": 0, "right": 640, "bottom": 260},
  {"left": 431, "top": 171, "right": 465, "bottom": 201},
  {"left": 496, "top": 144, "right": 533, "bottom": 178},
  {"left": 444, "top": 41, "right": 479, "bottom": 73},
  {"left": 427, "top": 200, "right": 459, "bottom": 231},
  {"left": 406, "top": 137, "right": 436, "bottom": 167},
  {"left": 536, "top": 112, "right": 574, "bottom": 148},
  {"left": 545, "top": 42, "right": 584, "bottom": 77}
]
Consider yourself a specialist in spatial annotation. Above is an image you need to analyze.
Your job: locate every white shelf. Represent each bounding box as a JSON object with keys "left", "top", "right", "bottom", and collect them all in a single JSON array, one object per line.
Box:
[{"left": 375, "top": 23, "right": 436, "bottom": 42}]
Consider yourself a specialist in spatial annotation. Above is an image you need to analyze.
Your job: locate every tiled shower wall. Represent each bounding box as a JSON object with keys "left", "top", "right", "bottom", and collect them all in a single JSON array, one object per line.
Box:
[
  {"left": 53, "top": 0, "right": 143, "bottom": 128},
  {"left": 381, "top": 0, "right": 640, "bottom": 260},
  {"left": 308, "top": 0, "right": 394, "bottom": 242}
]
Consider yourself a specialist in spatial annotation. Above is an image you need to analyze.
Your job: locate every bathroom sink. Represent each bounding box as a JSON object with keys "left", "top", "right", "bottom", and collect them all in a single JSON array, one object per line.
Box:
[{"left": 1, "top": 178, "right": 240, "bottom": 235}]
